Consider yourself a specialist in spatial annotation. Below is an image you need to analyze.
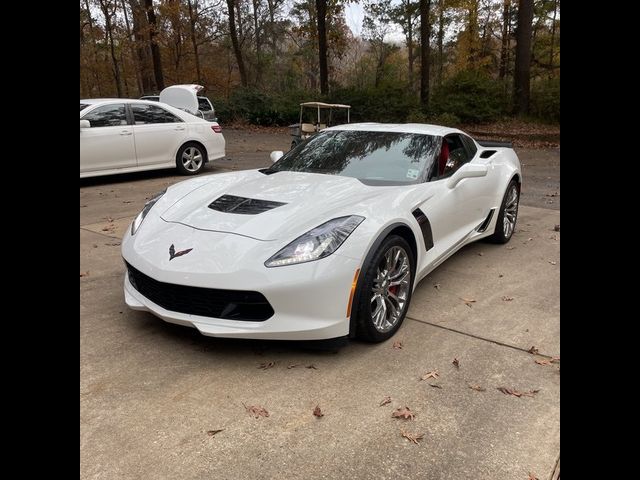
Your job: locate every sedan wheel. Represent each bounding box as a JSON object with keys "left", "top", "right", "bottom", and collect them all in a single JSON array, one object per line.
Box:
[{"left": 176, "top": 143, "right": 206, "bottom": 175}]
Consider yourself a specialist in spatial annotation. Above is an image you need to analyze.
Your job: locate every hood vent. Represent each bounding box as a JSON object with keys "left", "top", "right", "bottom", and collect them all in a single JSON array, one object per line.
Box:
[{"left": 208, "top": 194, "right": 287, "bottom": 214}]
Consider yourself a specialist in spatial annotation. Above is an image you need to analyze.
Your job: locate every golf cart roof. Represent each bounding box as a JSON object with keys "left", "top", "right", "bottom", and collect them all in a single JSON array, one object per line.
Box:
[{"left": 300, "top": 102, "right": 351, "bottom": 109}]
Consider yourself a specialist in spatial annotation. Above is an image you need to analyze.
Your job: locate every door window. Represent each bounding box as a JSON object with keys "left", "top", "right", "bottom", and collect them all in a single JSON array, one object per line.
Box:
[
  {"left": 131, "top": 104, "right": 183, "bottom": 124},
  {"left": 83, "top": 104, "right": 128, "bottom": 127}
]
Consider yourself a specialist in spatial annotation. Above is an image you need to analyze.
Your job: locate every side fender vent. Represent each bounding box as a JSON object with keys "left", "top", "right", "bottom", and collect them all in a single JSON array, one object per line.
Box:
[
  {"left": 476, "top": 208, "right": 496, "bottom": 232},
  {"left": 209, "top": 194, "right": 287, "bottom": 214},
  {"left": 480, "top": 150, "right": 497, "bottom": 159},
  {"left": 412, "top": 208, "right": 434, "bottom": 251}
]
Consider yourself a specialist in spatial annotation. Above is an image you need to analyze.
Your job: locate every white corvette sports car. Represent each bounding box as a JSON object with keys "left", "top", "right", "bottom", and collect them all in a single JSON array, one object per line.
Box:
[{"left": 122, "top": 123, "right": 521, "bottom": 342}]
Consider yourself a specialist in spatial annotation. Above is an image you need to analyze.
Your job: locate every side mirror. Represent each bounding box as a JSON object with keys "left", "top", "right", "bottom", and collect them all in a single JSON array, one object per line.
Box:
[
  {"left": 270, "top": 150, "right": 284, "bottom": 163},
  {"left": 446, "top": 163, "right": 488, "bottom": 189},
  {"left": 80, "top": 119, "right": 90, "bottom": 129}
]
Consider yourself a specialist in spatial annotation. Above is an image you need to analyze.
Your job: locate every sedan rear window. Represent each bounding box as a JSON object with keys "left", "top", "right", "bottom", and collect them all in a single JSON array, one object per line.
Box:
[{"left": 198, "top": 97, "right": 212, "bottom": 111}]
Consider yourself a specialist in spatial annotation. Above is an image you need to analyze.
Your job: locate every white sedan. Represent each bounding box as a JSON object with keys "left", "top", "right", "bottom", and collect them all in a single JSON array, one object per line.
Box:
[
  {"left": 122, "top": 123, "right": 521, "bottom": 342},
  {"left": 80, "top": 98, "right": 225, "bottom": 178}
]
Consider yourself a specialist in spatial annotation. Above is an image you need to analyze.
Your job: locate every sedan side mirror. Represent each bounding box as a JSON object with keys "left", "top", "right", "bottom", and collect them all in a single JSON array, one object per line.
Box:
[
  {"left": 270, "top": 151, "right": 284, "bottom": 163},
  {"left": 80, "top": 119, "right": 91, "bottom": 129},
  {"left": 446, "top": 163, "right": 488, "bottom": 189}
]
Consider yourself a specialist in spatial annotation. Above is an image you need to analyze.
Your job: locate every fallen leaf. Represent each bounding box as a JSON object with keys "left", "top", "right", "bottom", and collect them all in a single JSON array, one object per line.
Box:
[
  {"left": 468, "top": 384, "right": 486, "bottom": 392},
  {"left": 433, "top": 283, "right": 441, "bottom": 290},
  {"left": 549, "top": 234, "right": 559, "bottom": 240},
  {"left": 420, "top": 370, "right": 439, "bottom": 381},
  {"left": 92, "top": 244, "right": 98, "bottom": 248},
  {"left": 548, "top": 260, "right": 557, "bottom": 265},
  {"left": 105, "top": 242, "right": 121, "bottom": 246},
  {"left": 80, "top": 271, "right": 89, "bottom": 277},
  {"left": 206, "top": 429, "right": 224, "bottom": 437},
  {"left": 106, "top": 216, "right": 114, "bottom": 222},
  {"left": 306, "top": 364, "right": 317, "bottom": 369},
  {"left": 392, "top": 340, "right": 403, "bottom": 349},
  {"left": 313, "top": 405, "right": 324, "bottom": 417},
  {"left": 379, "top": 396, "right": 392, "bottom": 407},
  {"left": 502, "top": 296, "right": 514, "bottom": 301},
  {"left": 527, "top": 346, "right": 539, "bottom": 355},
  {"left": 80, "top": 204, "right": 87, "bottom": 208},
  {"left": 287, "top": 364, "right": 300, "bottom": 369},
  {"left": 477, "top": 252, "right": 484, "bottom": 256},
  {"left": 392, "top": 407, "right": 415, "bottom": 420},
  {"left": 528, "top": 472, "right": 539, "bottom": 480},
  {"left": 545, "top": 192, "right": 558, "bottom": 197},
  {"left": 101, "top": 226, "right": 114, "bottom": 232},
  {"left": 461, "top": 297, "right": 476, "bottom": 307},
  {"left": 550, "top": 356, "right": 560, "bottom": 363},
  {"left": 506, "top": 246, "right": 516, "bottom": 250},
  {"left": 243, "top": 403, "right": 269, "bottom": 418},
  {"left": 429, "top": 384, "right": 442, "bottom": 389},
  {"left": 534, "top": 359, "right": 552, "bottom": 366},
  {"left": 122, "top": 200, "right": 133, "bottom": 204},
  {"left": 452, "top": 358, "right": 460, "bottom": 369},
  {"left": 498, "top": 274, "right": 504, "bottom": 278},
  {"left": 525, "top": 237, "right": 533, "bottom": 242},
  {"left": 554, "top": 224, "right": 560, "bottom": 232},
  {"left": 497, "top": 387, "right": 540, "bottom": 398},
  {"left": 258, "top": 361, "right": 275, "bottom": 370},
  {"left": 400, "top": 429, "right": 424, "bottom": 444}
]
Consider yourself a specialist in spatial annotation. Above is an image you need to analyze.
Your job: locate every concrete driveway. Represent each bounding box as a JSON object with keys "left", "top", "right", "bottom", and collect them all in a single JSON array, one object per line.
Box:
[{"left": 80, "top": 131, "right": 560, "bottom": 479}]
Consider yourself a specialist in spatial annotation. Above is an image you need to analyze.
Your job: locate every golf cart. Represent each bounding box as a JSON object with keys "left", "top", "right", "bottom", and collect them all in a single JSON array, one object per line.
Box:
[{"left": 289, "top": 102, "right": 351, "bottom": 149}]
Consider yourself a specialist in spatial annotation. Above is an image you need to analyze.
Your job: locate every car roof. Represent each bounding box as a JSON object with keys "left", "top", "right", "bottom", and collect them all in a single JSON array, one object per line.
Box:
[
  {"left": 325, "top": 122, "right": 465, "bottom": 137},
  {"left": 81, "top": 98, "right": 160, "bottom": 105}
]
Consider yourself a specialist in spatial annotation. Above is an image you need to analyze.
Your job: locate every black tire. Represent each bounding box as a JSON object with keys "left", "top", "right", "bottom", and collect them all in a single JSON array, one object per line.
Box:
[
  {"left": 487, "top": 179, "right": 520, "bottom": 244},
  {"left": 176, "top": 142, "right": 207, "bottom": 175},
  {"left": 352, "top": 235, "right": 416, "bottom": 342}
]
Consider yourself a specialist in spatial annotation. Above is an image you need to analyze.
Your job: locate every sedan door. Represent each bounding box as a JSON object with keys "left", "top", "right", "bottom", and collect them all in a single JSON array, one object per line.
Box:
[
  {"left": 80, "top": 103, "right": 136, "bottom": 174},
  {"left": 129, "top": 103, "right": 188, "bottom": 167}
]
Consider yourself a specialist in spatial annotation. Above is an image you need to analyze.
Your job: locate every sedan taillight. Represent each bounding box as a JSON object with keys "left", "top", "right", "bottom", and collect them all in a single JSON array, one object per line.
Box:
[{"left": 211, "top": 125, "right": 222, "bottom": 133}]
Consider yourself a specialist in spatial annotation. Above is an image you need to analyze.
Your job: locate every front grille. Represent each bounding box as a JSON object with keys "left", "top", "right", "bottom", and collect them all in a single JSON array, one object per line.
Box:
[
  {"left": 208, "top": 194, "right": 286, "bottom": 214},
  {"left": 125, "top": 262, "right": 274, "bottom": 321}
]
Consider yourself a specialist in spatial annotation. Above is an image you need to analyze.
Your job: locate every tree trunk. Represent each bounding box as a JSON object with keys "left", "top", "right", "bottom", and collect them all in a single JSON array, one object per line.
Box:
[
  {"left": 549, "top": 0, "right": 557, "bottom": 78},
  {"left": 252, "top": 0, "right": 262, "bottom": 78},
  {"left": 437, "top": 0, "right": 444, "bottom": 86},
  {"left": 406, "top": 1, "right": 414, "bottom": 89},
  {"left": 83, "top": 0, "right": 104, "bottom": 96},
  {"left": 144, "top": 0, "right": 165, "bottom": 91},
  {"left": 468, "top": 0, "right": 478, "bottom": 67},
  {"left": 122, "top": 0, "right": 144, "bottom": 95},
  {"left": 131, "top": 1, "right": 155, "bottom": 93},
  {"left": 514, "top": 0, "right": 533, "bottom": 114},
  {"left": 499, "top": 0, "right": 510, "bottom": 80},
  {"left": 420, "top": 0, "right": 430, "bottom": 110},
  {"left": 226, "top": 0, "right": 248, "bottom": 87},
  {"left": 99, "top": 0, "right": 123, "bottom": 97},
  {"left": 266, "top": 0, "right": 277, "bottom": 55},
  {"left": 316, "top": 0, "right": 329, "bottom": 95},
  {"left": 187, "top": 0, "right": 202, "bottom": 84}
]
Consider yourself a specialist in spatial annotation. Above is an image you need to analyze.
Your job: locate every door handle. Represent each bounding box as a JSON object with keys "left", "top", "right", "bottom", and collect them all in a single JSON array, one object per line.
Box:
[
  {"left": 174, "top": 126, "right": 186, "bottom": 131},
  {"left": 120, "top": 130, "right": 132, "bottom": 136}
]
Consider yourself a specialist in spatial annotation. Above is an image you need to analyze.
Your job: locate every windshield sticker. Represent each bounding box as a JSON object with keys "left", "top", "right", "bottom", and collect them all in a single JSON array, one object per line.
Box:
[{"left": 406, "top": 169, "right": 419, "bottom": 180}]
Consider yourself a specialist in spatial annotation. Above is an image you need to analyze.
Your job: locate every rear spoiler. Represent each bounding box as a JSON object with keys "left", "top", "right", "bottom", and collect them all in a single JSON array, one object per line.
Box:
[{"left": 477, "top": 140, "right": 513, "bottom": 148}]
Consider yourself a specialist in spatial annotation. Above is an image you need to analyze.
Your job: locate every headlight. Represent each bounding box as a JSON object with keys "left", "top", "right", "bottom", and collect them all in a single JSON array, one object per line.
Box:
[
  {"left": 131, "top": 189, "right": 166, "bottom": 235},
  {"left": 265, "top": 215, "right": 364, "bottom": 267}
]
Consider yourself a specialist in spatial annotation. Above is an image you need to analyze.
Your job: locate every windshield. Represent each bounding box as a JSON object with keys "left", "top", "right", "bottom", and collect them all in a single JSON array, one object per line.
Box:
[{"left": 270, "top": 130, "right": 440, "bottom": 184}]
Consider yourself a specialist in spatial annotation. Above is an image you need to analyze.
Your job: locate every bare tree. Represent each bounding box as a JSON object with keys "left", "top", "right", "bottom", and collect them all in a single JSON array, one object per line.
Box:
[
  {"left": 514, "top": 0, "right": 533, "bottom": 114},
  {"left": 227, "top": 0, "right": 248, "bottom": 86},
  {"left": 187, "top": 0, "right": 202, "bottom": 83},
  {"left": 499, "top": 0, "right": 511, "bottom": 81},
  {"left": 98, "top": 0, "right": 124, "bottom": 97},
  {"left": 316, "top": 0, "right": 329, "bottom": 94},
  {"left": 419, "top": 0, "right": 430, "bottom": 109},
  {"left": 144, "top": 0, "right": 165, "bottom": 90}
]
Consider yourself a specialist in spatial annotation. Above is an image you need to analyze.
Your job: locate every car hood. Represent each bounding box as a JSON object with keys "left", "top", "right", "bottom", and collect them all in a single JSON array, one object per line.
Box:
[{"left": 160, "top": 170, "right": 395, "bottom": 241}]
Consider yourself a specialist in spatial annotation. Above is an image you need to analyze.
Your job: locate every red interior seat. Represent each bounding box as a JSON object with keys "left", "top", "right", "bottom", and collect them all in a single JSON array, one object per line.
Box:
[{"left": 438, "top": 140, "right": 449, "bottom": 176}]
